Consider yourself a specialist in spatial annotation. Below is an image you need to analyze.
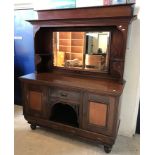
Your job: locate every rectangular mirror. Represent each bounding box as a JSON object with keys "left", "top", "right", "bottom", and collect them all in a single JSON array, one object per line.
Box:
[{"left": 53, "top": 31, "right": 111, "bottom": 72}]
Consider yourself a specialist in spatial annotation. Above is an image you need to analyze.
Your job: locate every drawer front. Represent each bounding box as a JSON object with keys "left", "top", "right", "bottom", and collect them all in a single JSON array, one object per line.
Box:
[{"left": 49, "top": 87, "right": 81, "bottom": 103}]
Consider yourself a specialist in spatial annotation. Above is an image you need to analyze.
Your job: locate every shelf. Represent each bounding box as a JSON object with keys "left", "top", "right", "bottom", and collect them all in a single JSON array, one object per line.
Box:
[
  {"left": 59, "top": 39, "right": 71, "bottom": 40},
  {"left": 54, "top": 32, "right": 85, "bottom": 66},
  {"left": 70, "top": 53, "right": 83, "bottom": 54}
]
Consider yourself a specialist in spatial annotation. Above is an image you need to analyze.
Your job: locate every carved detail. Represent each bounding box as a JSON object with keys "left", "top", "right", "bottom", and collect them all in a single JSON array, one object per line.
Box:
[
  {"left": 111, "top": 23, "right": 128, "bottom": 59},
  {"left": 110, "top": 61, "right": 123, "bottom": 78}
]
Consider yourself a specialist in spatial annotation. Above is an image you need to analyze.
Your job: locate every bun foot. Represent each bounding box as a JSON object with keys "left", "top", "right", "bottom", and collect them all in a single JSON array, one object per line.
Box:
[
  {"left": 104, "top": 145, "right": 112, "bottom": 153},
  {"left": 30, "top": 124, "right": 36, "bottom": 130}
]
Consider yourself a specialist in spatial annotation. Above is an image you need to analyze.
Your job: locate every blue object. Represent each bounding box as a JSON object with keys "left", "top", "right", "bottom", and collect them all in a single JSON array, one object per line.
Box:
[
  {"left": 14, "top": 10, "right": 37, "bottom": 104},
  {"left": 34, "top": 0, "right": 76, "bottom": 10},
  {"left": 112, "top": 0, "right": 126, "bottom": 4}
]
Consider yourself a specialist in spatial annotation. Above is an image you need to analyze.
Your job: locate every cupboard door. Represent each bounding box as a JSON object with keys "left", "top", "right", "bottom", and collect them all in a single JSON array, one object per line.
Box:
[
  {"left": 83, "top": 93, "right": 117, "bottom": 136},
  {"left": 26, "top": 84, "right": 46, "bottom": 118}
]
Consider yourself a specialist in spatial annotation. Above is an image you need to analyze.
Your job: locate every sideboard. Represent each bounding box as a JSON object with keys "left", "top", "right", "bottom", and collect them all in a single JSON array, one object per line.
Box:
[{"left": 20, "top": 4, "right": 135, "bottom": 153}]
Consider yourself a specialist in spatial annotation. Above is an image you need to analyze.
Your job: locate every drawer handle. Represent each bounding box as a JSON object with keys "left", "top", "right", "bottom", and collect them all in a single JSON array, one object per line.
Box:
[{"left": 60, "top": 92, "right": 68, "bottom": 97}]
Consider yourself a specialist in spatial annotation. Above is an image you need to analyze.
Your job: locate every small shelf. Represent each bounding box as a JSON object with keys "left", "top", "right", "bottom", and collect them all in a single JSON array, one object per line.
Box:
[
  {"left": 59, "top": 39, "right": 71, "bottom": 40},
  {"left": 55, "top": 32, "right": 85, "bottom": 66},
  {"left": 70, "top": 53, "right": 83, "bottom": 54}
]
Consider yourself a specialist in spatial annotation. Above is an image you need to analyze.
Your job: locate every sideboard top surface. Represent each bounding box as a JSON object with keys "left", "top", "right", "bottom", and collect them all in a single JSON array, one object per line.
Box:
[{"left": 20, "top": 73, "right": 124, "bottom": 96}]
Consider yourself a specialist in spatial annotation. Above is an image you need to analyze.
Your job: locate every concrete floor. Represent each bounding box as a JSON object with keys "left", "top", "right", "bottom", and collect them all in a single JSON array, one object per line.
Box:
[{"left": 14, "top": 105, "right": 139, "bottom": 155}]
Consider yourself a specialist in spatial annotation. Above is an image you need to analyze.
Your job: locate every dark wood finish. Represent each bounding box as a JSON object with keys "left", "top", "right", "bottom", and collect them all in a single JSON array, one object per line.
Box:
[
  {"left": 34, "top": 25, "right": 128, "bottom": 79},
  {"left": 23, "top": 84, "right": 48, "bottom": 119},
  {"left": 35, "top": 4, "right": 134, "bottom": 21},
  {"left": 20, "top": 4, "right": 135, "bottom": 153},
  {"left": 20, "top": 73, "right": 124, "bottom": 96},
  {"left": 29, "top": 4, "right": 135, "bottom": 81},
  {"left": 35, "top": 28, "right": 53, "bottom": 54},
  {"left": 26, "top": 115, "right": 115, "bottom": 145},
  {"left": 50, "top": 88, "right": 80, "bottom": 103},
  {"left": 104, "top": 145, "right": 112, "bottom": 153},
  {"left": 82, "top": 93, "right": 118, "bottom": 136},
  {"left": 30, "top": 124, "right": 37, "bottom": 130},
  {"left": 20, "top": 73, "right": 123, "bottom": 150}
]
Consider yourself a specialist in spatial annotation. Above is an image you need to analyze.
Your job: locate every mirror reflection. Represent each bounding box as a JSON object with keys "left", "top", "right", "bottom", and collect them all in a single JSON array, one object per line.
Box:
[{"left": 53, "top": 31, "right": 110, "bottom": 72}]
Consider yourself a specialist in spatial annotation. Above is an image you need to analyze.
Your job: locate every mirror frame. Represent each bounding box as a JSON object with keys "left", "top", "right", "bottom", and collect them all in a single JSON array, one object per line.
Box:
[{"left": 49, "top": 26, "right": 114, "bottom": 74}]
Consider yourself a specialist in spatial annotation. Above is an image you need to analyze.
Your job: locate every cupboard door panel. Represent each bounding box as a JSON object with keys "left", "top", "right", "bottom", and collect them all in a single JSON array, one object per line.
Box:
[
  {"left": 25, "top": 84, "right": 47, "bottom": 118},
  {"left": 29, "top": 91, "right": 42, "bottom": 111},
  {"left": 83, "top": 93, "right": 117, "bottom": 136},
  {"left": 89, "top": 102, "right": 107, "bottom": 126}
]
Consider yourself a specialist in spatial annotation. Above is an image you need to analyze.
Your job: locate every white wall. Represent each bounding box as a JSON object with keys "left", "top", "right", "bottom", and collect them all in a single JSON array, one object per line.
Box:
[
  {"left": 118, "top": 19, "right": 140, "bottom": 137},
  {"left": 14, "top": 0, "right": 33, "bottom": 9}
]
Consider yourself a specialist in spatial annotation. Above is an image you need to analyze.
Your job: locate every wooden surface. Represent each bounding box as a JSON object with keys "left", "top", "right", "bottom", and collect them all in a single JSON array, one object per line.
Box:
[
  {"left": 29, "top": 91, "right": 42, "bottom": 111},
  {"left": 89, "top": 102, "right": 107, "bottom": 126},
  {"left": 32, "top": 4, "right": 135, "bottom": 81},
  {"left": 19, "top": 5, "right": 135, "bottom": 152},
  {"left": 30, "top": 4, "right": 134, "bottom": 21},
  {"left": 20, "top": 73, "right": 124, "bottom": 96}
]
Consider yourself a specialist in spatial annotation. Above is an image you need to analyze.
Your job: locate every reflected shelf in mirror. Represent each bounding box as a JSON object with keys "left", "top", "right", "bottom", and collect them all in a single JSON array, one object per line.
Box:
[{"left": 53, "top": 31, "right": 110, "bottom": 73}]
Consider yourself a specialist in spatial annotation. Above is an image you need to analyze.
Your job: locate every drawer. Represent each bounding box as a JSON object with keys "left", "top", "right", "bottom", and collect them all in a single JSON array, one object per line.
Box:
[{"left": 49, "top": 88, "right": 80, "bottom": 102}]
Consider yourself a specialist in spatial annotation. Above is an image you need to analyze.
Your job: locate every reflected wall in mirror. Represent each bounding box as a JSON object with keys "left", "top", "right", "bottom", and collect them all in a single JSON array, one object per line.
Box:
[{"left": 53, "top": 31, "right": 111, "bottom": 72}]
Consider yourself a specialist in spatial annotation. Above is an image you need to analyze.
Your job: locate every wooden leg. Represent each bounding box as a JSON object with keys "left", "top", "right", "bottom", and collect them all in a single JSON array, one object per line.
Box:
[
  {"left": 30, "top": 124, "right": 36, "bottom": 130},
  {"left": 104, "top": 145, "right": 112, "bottom": 153}
]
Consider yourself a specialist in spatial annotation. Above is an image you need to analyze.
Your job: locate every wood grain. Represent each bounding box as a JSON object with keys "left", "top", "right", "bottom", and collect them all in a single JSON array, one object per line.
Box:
[
  {"left": 89, "top": 102, "right": 107, "bottom": 126},
  {"left": 20, "top": 73, "right": 124, "bottom": 96},
  {"left": 29, "top": 91, "right": 42, "bottom": 111}
]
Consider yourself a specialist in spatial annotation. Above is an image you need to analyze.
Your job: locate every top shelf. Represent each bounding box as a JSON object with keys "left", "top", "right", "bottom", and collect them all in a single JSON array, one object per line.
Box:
[{"left": 28, "top": 4, "right": 135, "bottom": 24}]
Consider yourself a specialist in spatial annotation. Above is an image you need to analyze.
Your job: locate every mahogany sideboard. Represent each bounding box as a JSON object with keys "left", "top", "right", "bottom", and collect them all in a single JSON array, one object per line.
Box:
[{"left": 19, "top": 4, "right": 135, "bottom": 153}]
